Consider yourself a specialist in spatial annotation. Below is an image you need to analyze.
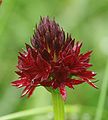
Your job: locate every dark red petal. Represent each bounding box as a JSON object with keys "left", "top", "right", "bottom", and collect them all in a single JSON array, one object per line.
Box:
[
  {"left": 28, "top": 86, "right": 36, "bottom": 98},
  {"left": 41, "top": 80, "right": 53, "bottom": 87},
  {"left": 65, "top": 82, "right": 74, "bottom": 88},
  {"left": 78, "top": 71, "right": 96, "bottom": 79},
  {"left": 21, "top": 86, "right": 31, "bottom": 97},
  {"left": 71, "top": 79, "right": 85, "bottom": 85},
  {"left": 65, "top": 78, "right": 85, "bottom": 88},
  {"left": 80, "top": 63, "right": 92, "bottom": 68},
  {"left": 73, "top": 42, "right": 82, "bottom": 55},
  {"left": 59, "top": 84, "right": 66, "bottom": 101},
  {"left": 41, "top": 49, "right": 52, "bottom": 62},
  {"left": 63, "top": 55, "right": 74, "bottom": 66},
  {"left": 83, "top": 78, "right": 97, "bottom": 88},
  {"left": 63, "top": 35, "right": 74, "bottom": 51},
  {"left": 21, "top": 82, "right": 38, "bottom": 97},
  {"left": 36, "top": 54, "right": 51, "bottom": 81},
  {"left": 15, "top": 71, "right": 22, "bottom": 76},
  {"left": 70, "top": 68, "right": 85, "bottom": 74},
  {"left": 19, "top": 52, "right": 26, "bottom": 59},
  {"left": 79, "top": 51, "right": 92, "bottom": 62},
  {"left": 11, "top": 78, "right": 29, "bottom": 88},
  {"left": 25, "top": 43, "right": 32, "bottom": 50},
  {"left": 52, "top": 81, "right": 59, "bottom": 89}
]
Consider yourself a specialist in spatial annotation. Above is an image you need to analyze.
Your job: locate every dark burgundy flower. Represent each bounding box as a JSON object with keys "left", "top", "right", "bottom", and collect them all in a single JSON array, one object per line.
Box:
[{"left": 12, "top": 17, "right": 97, "bottom": 100}]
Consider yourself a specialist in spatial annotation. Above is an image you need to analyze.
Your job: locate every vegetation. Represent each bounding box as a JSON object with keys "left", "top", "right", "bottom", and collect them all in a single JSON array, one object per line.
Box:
[{"left": 0, "top": 0, "right": 108, "bottom": 120}]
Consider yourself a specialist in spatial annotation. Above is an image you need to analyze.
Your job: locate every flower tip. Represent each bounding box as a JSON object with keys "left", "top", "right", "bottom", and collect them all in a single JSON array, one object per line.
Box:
[
  {"left": 89, "top": 50, "right": 93, "bottom": 55},
  {"left": 11, "top": 81, "right": 17, "bottom": 86},
  {"left": 21, "top": 89, "right": 28, "bottom": 97},
  {"left": 11, "top": 81, "right": 14, "bottom": 86},
  {"left": 87, "top": 80, "right": 97, "bottom": 89},
  {"left": 40, "top": 16, "right": 49, "bottom": 22},
  {"left": 92, "top": 71, "right": 97, "bottom": 76},
  {"left": 25, "top": 43, "right": 31, "bottom": 50},
  {"left": 95, "top": 86, "right": 99, "bottom": 89}
]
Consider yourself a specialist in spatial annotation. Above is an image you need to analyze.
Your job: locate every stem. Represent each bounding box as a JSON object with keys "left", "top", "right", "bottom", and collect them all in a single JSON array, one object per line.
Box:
[
  {"left": 52, "top": 90, "right": 65, "bottom": 120},
  {"left": 94, "top": 61, "right": 108, "bottom": 120}
]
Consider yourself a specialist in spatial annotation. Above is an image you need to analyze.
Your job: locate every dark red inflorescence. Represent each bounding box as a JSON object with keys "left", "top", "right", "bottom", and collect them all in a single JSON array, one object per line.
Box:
[{"left": 11, "top": 17, "right": 97, "bottom": 100}]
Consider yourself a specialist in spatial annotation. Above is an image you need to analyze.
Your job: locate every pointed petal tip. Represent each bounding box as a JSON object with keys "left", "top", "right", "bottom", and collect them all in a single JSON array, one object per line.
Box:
[
  {"left": 11, "top": 81, "right": 18, "bottom": 86},
  {"left": 25, "top": 43, "right": 31, "bottom": 50},
  {"left": 21, "top": 89, "right": 28, "bottom": 97},
  {"left": 27, "top": 95, "right": 31, "bottom": 98},
  {"left": 11, "top": 82, "right": 15, "bottom": 86},
  {"left": 87, "top": 80, "right": 98, "bottom": 89}
]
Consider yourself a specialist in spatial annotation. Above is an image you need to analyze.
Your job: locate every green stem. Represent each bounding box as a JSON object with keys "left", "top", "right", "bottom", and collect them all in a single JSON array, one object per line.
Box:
[
  {"left": 94, "top": 61, "right": 108, "bottom": 120},
  {"left": 52, "top": 90, "right": 65, "bottom": 120}
]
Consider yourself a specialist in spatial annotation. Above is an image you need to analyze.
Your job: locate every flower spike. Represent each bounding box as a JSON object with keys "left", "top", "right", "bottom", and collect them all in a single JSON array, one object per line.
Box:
[{"left": 11, "top": 17, "right": 97, "bottom": 100}]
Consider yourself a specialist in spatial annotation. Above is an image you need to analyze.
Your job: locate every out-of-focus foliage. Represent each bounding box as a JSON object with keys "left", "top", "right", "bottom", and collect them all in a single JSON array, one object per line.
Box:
[{"left": 0, "top": 0, "right": 108, "bottom": 120}]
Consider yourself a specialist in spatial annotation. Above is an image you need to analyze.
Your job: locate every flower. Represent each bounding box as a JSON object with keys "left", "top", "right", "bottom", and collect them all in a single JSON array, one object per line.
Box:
[{"left": 11, "top": 17, "right": 97, "bottom": 100}]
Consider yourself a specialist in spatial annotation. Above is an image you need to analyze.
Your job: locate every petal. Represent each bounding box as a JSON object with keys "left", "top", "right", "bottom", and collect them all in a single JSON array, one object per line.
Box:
[
  {"left": 83, "top": 78, "right": 97, "bottom": 88},
  {"left": 41, "top": 80, "right": 53, "bottom": 87},
  {"left": 28, "top": 86, "right": 36, "bottom": 98},
  {"left": 71, "top": 79, "right": 85, "bottom": 85},
  {"left": 65, "top": 82, "right": 74, "bottom": 88},
  {"left": 21, "top": 86, "right": 31, "bottom": 97},
  {"left": 21, "top": 83, "right": 38, "bottom": 97},
  {"left": 63, "top": 35, "right": 74, "bottom": 52},
  {"left": 79, "top": 51, "right": 92, "bottom": 62},
  {"left": 73, "top": 42, "right": 82, "bottom": 55},
  {"left": 15, "top": 71, "right": 22, "bottom": 76},
  {"left": 66, "top": 78, "right": 85, "bottom": 88},
  {"left": 78, "top": 71, "right": 96, "bottom": 79},
  {"left": 11, "top": 77, "right": 29, "bottom": 88},
  {"left": 63, "top": 55, "right": 74, "bottom": 66},
  {"left": 52, "top": 81, "right": 59, "bottom": 89},
  {"left": 59, "top": 84, "right": 66, "bottom": 101},
  {"left": 41, "top": 49, "right": 52, "bottom": 62}
]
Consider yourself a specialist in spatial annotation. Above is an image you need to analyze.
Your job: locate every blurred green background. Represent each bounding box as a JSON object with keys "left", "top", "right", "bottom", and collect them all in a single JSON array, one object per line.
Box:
[{"left": 0, "top": 0, "right": 108, "bottom": 120}]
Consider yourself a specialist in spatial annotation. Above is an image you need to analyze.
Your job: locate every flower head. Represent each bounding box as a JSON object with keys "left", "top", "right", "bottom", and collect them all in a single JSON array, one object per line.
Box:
[{"left": 12, "top": 17, "right": 97, "bottom": 100}]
